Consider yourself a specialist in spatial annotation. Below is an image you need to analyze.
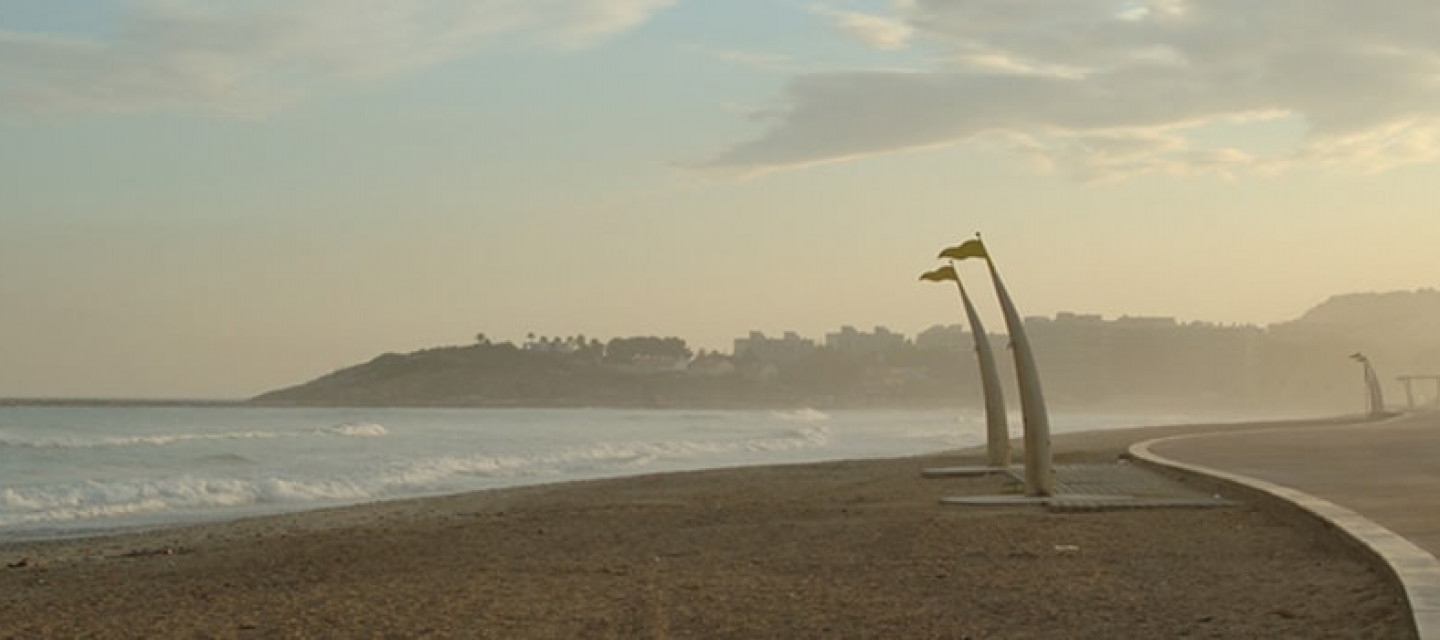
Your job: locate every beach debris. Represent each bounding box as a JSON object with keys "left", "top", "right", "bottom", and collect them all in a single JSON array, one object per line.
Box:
[
  {"left": 1053, "top": 544, "right": 1080, "bottom": 553},
  {"left": 6, "top": 557, "right": 31, "bottom": 568}
]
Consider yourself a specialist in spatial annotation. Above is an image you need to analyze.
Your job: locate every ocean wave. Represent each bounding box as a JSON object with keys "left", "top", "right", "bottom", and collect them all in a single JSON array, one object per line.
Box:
[
  {"left": 0, "top": 431, "right": 289, "bottom": 449},
  {"left": 0, "top": 424, "right": 835, "bottom": 529},
  {"left": 0, "top": 488, "right": 173, "bottom": 524},
  {"left": 0, "top": 474, "right": 375, "bottom": 527},
  {"left": 0, "top": 423, "right": 388, "bottom": 450},
  {"left": 378, "top": 425, "right": 835, "bottom": 489},
  {"left": 195, "top": 453, "right": 257, "bottom": 465},
  {"left": 318, "top": 423, "right": 388, "bottom": 438},
  {"left": 770, "top": 408, "right": 830, "bottom": 423}
]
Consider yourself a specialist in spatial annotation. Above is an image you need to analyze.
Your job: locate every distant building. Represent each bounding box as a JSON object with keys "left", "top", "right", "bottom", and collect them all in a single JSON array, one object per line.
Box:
[
  {"left": 1055, "top": 312, "right": 1104, "bottom": 325},
  {"left": 616, "top": 354, "right": 690, "bottom": 375},
  {"left": 825, "top": 325, "right": 907, "bottom": 357},
  {"left": 915, "top": 324, "right": 968, "bottom": 352},
  {"left": 523, "top": 337, "right": 579, "bottom": 353},
  {"left": 732, "top": 331, "right": 816, "bottom": 365},
  {"left": 1114, "top": 315, "right": 1178, "bottom": 329},
  {"left": 1021, "top": 311, "right": 1271, "bottom": 406},
  {"left": 688, "top": 352, "right": 737, "bottom": 377}
]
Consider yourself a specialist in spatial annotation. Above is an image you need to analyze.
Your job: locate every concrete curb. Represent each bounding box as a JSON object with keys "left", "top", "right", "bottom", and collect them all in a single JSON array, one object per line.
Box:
[{"left": 1130, "top": 432, "right": 1440, "bottom": 640}]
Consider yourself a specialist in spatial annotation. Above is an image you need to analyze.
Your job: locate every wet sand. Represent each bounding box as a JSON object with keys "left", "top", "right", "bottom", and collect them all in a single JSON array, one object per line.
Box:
[{"left": 0, "top": 418, "right": 1412, "bottom": 638}]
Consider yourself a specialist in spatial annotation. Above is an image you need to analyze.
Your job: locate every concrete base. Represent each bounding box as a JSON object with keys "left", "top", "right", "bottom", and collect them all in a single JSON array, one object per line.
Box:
[
  {"left": 921, "top": 465, "right": 1011, "bottom": 479},
  {"left": 938, "top": 463, "right": 1243, "bottom": 511},
  {"left": 939, "top": 494, "right": 1135, "bottom": 507}
]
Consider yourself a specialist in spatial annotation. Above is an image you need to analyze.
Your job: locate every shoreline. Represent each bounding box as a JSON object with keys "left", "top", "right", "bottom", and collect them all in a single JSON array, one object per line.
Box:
[
  {"left": 0, "top": 414, "right": 1377, "bottom": 548},
  {"left": 0, "top": 412, "right": 1353, "bottom": 547},
  {"left": 1, "top": 416, "right": 1412, "bottom": 637},
  {"left": 1, "top": 397, "right": 1338, "bottom": 417}
]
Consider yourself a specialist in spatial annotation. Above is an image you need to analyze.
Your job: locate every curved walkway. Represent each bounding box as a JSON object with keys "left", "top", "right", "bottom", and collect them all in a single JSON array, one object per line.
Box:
[{"left": 1130, "top": 412, "right": 1440, "bottom": 640}]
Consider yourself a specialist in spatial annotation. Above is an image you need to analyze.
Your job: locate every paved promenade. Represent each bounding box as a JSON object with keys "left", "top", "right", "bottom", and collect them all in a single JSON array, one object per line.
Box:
[{"left": 1133, "top": 411, "right": 1440, "bottom": 639}]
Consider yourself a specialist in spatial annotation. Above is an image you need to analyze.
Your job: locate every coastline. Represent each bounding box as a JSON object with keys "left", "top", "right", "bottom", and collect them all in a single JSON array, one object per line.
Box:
[
  {"left": 0, "top": 398, "right": 248, "bottom": 408},
  {"left": 0, "top": 395, "right": 1333, "bottom": 417},
  {"left": 1, "top": 417, "right": 1411, "bottom": 638}
]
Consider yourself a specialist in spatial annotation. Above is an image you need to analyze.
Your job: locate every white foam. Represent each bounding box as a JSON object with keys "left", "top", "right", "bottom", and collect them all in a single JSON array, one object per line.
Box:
[
  {"left": 0, "top": 473, "right": 379, "bottom": 527},
  {"left": 319, "top": 423, "right": 388, "bottom": 438},
  {"left": 0, "top": 430, "right": 288, "bottom": 449},
  {"left": 770, "top": 408, "right": 830, "bottom": 423},
  {"left": 372, "top": 425, "right": 836, "bottom": 491},
  {"left": 2, "top": 482, "right": 187, "bottom": 525},
  {"left": 0, "top": 423, "right": 388, "bottom": 451},
  {"left": 0, "top": 407, "right": 1007, "bottom": 537},
  {"left": 0, "top": 410, "right": 845, "bottom": 533},
  {"left": 253, "top": 477, "right": 372, "bottom": 503}
]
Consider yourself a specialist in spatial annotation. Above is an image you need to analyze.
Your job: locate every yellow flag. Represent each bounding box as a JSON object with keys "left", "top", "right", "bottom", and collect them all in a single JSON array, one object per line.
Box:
[
  {"left": 938, "top": 239, "right": 988, "bottom": 261},
  {"left": 919, "top": 265, "right": 958, "bottom": 282}
]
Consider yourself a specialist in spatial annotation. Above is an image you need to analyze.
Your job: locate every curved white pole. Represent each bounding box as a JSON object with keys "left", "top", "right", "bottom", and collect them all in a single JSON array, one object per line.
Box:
[
  {"left": 982, "top": 253, "right": 1054, "bottom": 497},
  {"left": 954, "top": 272, "right": 1010, "bottom": 468}
]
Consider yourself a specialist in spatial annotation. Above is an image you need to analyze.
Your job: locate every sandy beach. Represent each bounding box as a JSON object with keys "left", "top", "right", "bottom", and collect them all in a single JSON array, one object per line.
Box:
[{"left": 0, "top": 418, "right": 1411, "bottom": 639}]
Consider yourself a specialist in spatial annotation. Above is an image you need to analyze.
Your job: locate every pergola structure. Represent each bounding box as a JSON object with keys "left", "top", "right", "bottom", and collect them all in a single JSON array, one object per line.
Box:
[{"left": 1397, "top": 375, "right": 1440, "bottom": 410}]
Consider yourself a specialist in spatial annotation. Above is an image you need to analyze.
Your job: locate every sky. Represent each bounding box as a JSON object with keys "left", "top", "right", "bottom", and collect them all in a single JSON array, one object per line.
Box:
[{"left": 2, "top": 0, "right": 1438, "bottom": 399}]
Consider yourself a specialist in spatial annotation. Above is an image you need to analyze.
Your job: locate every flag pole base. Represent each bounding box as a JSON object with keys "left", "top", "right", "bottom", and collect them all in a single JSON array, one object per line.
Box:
[
  {"left": 921, "top": 465, "right": 1011, "bottom": 479},
  {"left": 939, "top": 494, "right": 1131, "bottom": 507}
]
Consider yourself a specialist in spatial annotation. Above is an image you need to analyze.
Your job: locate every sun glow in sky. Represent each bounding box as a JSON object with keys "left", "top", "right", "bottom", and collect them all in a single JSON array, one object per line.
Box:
[{"left": 3, "top": 0, "right": 1439, "bottom": 398}]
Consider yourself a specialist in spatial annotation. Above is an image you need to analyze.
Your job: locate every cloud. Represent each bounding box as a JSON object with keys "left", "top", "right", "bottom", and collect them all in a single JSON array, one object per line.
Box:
[
  {"left": 704, "top": 0, "right": 1440, "bottom": 179},
  {"left": 690, "top": 46, "right": 795, "bottom": 73},
  {"left": 0, "top": 0, "right": 674, "bottom": 117},
  {"left": 811, "top": 5, "right": 915, "bottom": 50}
]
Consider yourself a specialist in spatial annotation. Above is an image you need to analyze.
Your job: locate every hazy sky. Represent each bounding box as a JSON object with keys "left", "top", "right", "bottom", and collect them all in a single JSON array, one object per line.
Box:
[{"left": 3, "top": 0, "right": 1438, "bottom": 398}]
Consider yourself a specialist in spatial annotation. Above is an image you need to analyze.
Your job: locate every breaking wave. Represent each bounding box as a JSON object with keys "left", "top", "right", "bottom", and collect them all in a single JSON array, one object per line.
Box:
[
  {"left": 0, "top": 431, "right": 287, "bottom": 449},
  {"left": 0, "top": 422, "right": 389, "bottom": 450},
  {"left": 770, "top": 408, "right": 830, "bottom": 423},
  {"left": 318, "top": 423, "right": 388, "bottom": 438},
  {"left": 0, "top": 476, "right": 374, "bottom": 527},
  {"left": 0, "top": 425, "right": 831, "bottom": 528},
  {"left": 334, "top": 425, "right": 834, "bottom": 492}
]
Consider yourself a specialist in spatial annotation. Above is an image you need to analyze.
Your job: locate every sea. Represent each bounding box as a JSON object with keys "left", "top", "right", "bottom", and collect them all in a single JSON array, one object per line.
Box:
[{"left": 0, "top": 405, "right": 1242, "bottom": 543}]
